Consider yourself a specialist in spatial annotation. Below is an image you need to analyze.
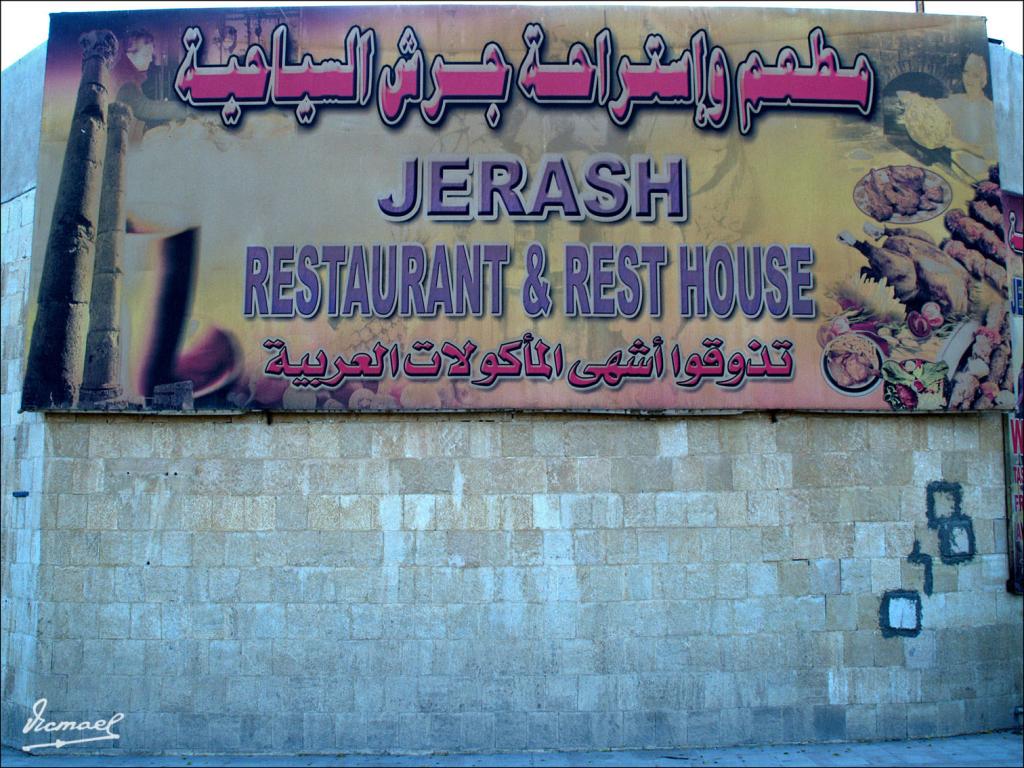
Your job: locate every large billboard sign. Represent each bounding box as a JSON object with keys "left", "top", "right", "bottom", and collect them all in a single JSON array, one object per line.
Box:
[{"left": 22, "top": 5, "right": 1021, "bottom": 412}]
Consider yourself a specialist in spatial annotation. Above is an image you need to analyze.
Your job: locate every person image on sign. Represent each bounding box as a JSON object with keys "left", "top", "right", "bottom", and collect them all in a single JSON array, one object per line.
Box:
[
  {"left": 115, "top": 28, "right": 189, "bottom": 131},
  {"left": 896, "top": 53, "right": 997, "bottom": 181},
  {"left": 217, "top": 25, "right": 238, "bottom": 64}
]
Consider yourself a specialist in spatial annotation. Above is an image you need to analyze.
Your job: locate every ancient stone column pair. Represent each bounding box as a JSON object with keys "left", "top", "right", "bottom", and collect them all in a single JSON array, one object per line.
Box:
[{"left": 23, "top": 31, "right": 131, "bottom": 409}]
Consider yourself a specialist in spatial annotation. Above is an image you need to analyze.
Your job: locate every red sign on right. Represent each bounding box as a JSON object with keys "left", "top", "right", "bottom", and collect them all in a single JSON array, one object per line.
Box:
[{"left": 1001, "top": 187, "right": 1023, "bottom": 594}]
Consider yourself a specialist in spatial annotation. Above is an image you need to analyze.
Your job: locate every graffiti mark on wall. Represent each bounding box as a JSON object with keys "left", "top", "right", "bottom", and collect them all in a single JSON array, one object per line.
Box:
[
  {"left": 879, "top": 480, "right": 973, "bottom": 637},
  {"left": 879, "top": 589, "right": 923, "bottom": 637},
  {"left": 926, "top": 480, "right": 975, "bottom": 565},
  {"left": 907, "top": 540, "right": 933, "bottom": 595}
]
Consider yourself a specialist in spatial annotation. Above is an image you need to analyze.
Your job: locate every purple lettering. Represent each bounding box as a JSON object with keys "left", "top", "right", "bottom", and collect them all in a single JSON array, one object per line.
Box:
[
  {"left": 736, "top": 245, "right": 763, "bottom": 318},
  {"left": 583, "top": 157, "right": 629, "bottom": 220},
  {"left": 679, "top": 244, "right": 706, "bottom": 317},
  {"left": 428, "top": 157, "right": 471, "bottom": 218},
  {"left": 427, "top": 244, "right": 455, "bottom": 315},
  {"left": 295, "top": 244, "right": 320, "bottom": 317},
  {"left": 764, "top": 245, "right": 788, "bottom": 318},
  {"left": 400, "top": 243, "right": 428, "bottom": 315},
  {"left": 343, "top": 244, "right": 371, "bottom": 316},
  {"left": 244, "top": 246, "right": 269, "bottom": 316},
  {"left": 790, "top": 245, "right": 815, "bottom": 317},
  {"left": 564, "top": 244, "right": 590, "bottom": 316},
  {"left": 321, "top": 245, "right": 348, "bottom": 317},
  {"left": 482, "top": 244, "right": 510, "bottom": 315},
  {"left": 454, "top": 243, "right": 482, "bottom": 315},
  {"left": 528, "top": 156, "right": 581, "bottom": 218},
  {"left": 379, "top": 158, "right": 420, "bottom": 220},
  {"left": 370, "top": 244, "right": 398, "bottom": 317},
  {"left": 617, "top": 244, "right": 641, "bottom": 317},
  {"left": 639, "top": 245, "right": 667, "bottom": 317},
  {"left": 634, "top": 156, "right": 686, "bottom": 221},
  {"left": 271, "top": 245, "right": 295, "bottom": 316},
  {"left": 479, "top": 158, "right": 527, "bottom": 218},
  {"left": 707, "top": 244, "right": 735, "bottom": 317},
  {"left": 592, "top": 244, "right": 616, "bottom": 316}
]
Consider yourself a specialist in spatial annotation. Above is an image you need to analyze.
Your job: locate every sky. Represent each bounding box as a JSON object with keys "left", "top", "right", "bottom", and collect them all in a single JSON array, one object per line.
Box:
[{"left": 1, "top": 0, "right": 1022, "bottom": 71}]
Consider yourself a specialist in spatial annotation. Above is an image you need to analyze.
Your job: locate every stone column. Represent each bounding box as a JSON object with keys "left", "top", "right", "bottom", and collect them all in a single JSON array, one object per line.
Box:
[
  {"left": 22, "top": 30, "right": 118, "bottom": 410},
  {"left": 80, "top": 102, "right": 132, "bottom": 405}
]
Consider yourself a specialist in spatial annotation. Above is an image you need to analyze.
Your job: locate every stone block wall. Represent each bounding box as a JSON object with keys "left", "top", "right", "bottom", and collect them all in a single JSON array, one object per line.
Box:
[
  {"left": 3, "top": 165, "right": 1022, "bottom": 757},
  {"left": 1, "top": 187, "right": 46, "bottom": 743}
]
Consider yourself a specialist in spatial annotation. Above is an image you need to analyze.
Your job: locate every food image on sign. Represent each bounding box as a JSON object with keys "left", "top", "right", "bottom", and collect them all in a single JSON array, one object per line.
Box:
[
  {"left": 821, "top": 333, "right": 883, "bottom": 395},
  {"left": 882, "top": 358, "right": 950, "bottom": 411},
  {"left": 830, "top": 161, "right": 1017, "bottom": 412},
  {"left": 853, "top": 165, "right": 951, "bottom": 223},
  {"left": 20, "top": 5, "right": 1018, "bottom": 412}
]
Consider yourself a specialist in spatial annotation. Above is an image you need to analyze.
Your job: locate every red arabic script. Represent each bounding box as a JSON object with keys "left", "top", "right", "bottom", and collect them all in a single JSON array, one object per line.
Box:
[
  {"left": 735, "top": 26, "right": 874, "bottom": 135},
  {"left": 174, "top": 23, "right": 375, "bottom": 126}
]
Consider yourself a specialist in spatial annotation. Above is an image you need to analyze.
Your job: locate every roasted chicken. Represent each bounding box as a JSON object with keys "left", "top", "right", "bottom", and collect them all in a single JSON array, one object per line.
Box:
[{"left": 845, "top": 224, "right": 971, "bottom": 314}]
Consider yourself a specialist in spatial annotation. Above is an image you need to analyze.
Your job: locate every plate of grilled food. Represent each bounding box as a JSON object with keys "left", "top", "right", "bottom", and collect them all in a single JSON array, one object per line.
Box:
[{"left": 853, "top": 165, "right": 952, "bottom": 224}]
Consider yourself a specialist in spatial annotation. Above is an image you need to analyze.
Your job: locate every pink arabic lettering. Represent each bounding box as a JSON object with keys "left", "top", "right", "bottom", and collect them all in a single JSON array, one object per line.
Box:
[
  {"left": 566, "top": 337, "right": 664, "bottom": 390},
  {"left": 176, "top": 21, "right": 879, "bottom": 134},
  {"left": 473, "top": 333, "right": 565, "bottom": 388},
  {"left": 377, "top": 26, "right": 425, "bottom": 126},
  {"left": 421, "top": 41, "right": 514, "bottom": 128},
  {"left": 608, "top": 33, "right": 693, "bottom": 125},
  {"left": 690, "top": 30, "right": 730, "bottom": 130},
  {"left": 672, "top": 337, "right": 794, "bottom": 389},
  {"left": 263, "top": 338, "right": 399, "bottom": 389},
  {"left": 608, "top": 29, "right": 728, "bottom": 128},
  {"left": 403, "top": 340, "right": 443, "bottom": 378},
  {"left": 271, "top": 24, "right": 374, "bottom": 125},
  {"left": 517, "top": 23, "right": 611, "bottom": 106},
  {"left": 175, "top": 27, "right": 272, "bottom": 125},
  {"left": 440, "top": 340, "right": 478, "bottom": 377},
  {"left": 735, "top": 26, "right": 874, "bottom": 135},
  {"left": 174, "top": 24, "right": 374, "bottom": 127}
]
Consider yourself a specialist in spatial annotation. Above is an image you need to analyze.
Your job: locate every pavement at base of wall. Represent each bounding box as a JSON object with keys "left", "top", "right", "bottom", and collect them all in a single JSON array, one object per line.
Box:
[{"left": 2, "top": 731, "right": 1022, "bottom": 767}]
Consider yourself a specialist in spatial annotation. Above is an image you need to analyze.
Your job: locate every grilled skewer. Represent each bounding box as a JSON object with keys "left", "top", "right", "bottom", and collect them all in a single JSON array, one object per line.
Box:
[
  {"left": 941, "top": 239, "right": 1007, "bottom": 295},
  {"left": 972, "top": 180, "right": 1003, "bottom": 210},
  {"left": 968, "top": 200, "right": 1004, "bottom": 239},
  {"left": 945, "top": 209, "right": 1010, "bottom": 265}
]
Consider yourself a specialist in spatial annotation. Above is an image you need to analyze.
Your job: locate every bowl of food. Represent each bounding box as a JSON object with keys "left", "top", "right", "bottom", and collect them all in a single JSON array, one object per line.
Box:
[{"left": 821, "top": 333, "right": 883, "bottom": 395}]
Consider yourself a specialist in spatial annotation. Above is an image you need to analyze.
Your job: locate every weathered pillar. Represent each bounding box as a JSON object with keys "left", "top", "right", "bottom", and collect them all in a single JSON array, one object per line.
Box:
[
  {"left": 22, "top": 30, "right": 118, "bottom": 410},
  {"left": 80, "top": 102, "right": 132, "bottom": 405}
]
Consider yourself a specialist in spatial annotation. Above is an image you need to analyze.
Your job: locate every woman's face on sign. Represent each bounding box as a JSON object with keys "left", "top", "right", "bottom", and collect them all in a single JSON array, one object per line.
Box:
[{"left": 126, "top": 39, "right": 154, "bottom": 71}]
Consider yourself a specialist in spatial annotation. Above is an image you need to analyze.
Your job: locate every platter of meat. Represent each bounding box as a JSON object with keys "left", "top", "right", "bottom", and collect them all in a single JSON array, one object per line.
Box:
[{"left": 853, "top": 165, "right": 951, "bottom": 224}]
